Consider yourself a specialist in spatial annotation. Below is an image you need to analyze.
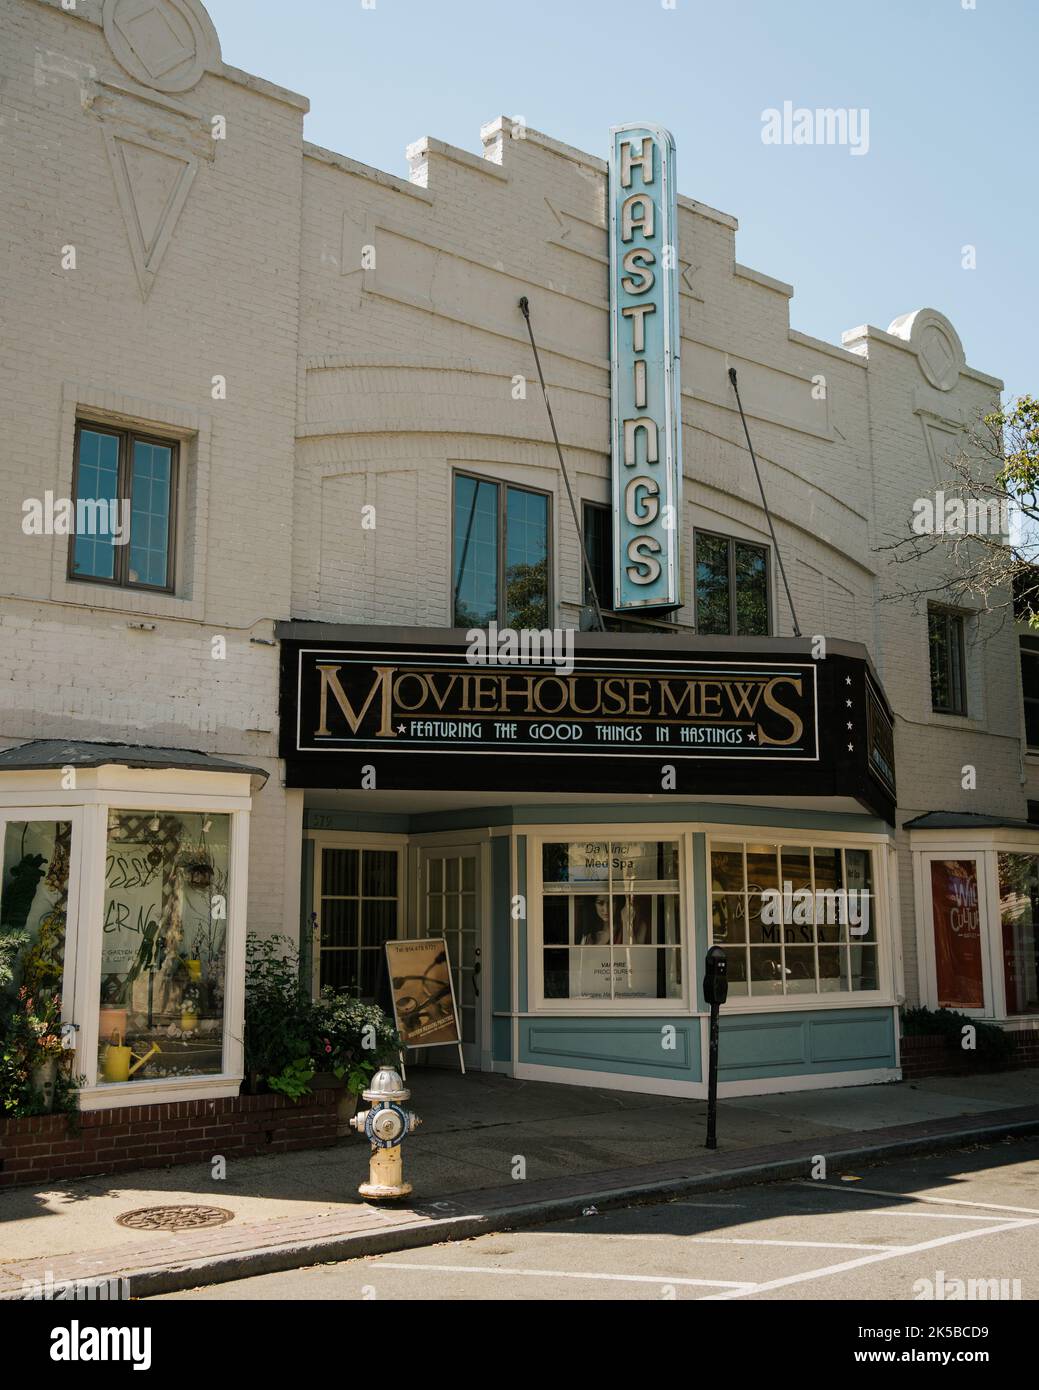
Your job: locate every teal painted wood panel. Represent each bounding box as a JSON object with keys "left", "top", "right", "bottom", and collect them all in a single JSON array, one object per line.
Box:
[
  {"left": 491, "top": 836, "right": 512, "bottom": 1062},
  {"left": 521, "top": 1017, "right": 700, "bottom": 1079},
  {"left": 718, "top": 1007, "right": 896, "bottom": 1080}
]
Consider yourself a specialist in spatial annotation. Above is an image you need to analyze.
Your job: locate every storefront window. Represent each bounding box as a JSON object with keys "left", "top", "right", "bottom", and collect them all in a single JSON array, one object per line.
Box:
[
  {"left": 98, "top": 811, "right": 230, "bottom": 1083},
  {"left": 929, "top": 858, "right": 983, "bottom": 1009},
  {"left": 541, "top": 840, "right": 682, "bottom": 1001},
  {"left": 998, "top": 853, "right": 1039, "bottom": 1016},
  {"left": 1, "top": 821, "right": 72, "bottom": 997},
  {"left": 710, "top": 841, "right": 877, "bottom": 998}
]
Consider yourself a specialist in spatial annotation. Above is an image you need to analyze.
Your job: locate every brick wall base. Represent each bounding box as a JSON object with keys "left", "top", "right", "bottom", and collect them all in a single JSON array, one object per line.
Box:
[
  {"left": 901, "top": 1029, "right": 1039, "bottom": 1080},
  {"left": 0, "top": 1088, "right": 340, "bottom": 1190}
]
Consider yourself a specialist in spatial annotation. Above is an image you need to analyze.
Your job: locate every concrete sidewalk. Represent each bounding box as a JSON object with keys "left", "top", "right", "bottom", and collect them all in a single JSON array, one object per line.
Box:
[{"left": 2, "top": 1067, "right": 1039, "bottom": 1297}]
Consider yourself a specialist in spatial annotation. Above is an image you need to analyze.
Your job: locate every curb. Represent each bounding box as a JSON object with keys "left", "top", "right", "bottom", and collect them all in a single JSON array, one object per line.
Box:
[{"left": 15, "top": 1110, "right": 1034, "bottom": 1299}]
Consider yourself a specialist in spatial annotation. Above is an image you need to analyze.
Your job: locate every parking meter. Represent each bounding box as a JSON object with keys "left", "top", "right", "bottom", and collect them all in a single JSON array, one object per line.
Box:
[
  {"left": 703, "top": 945, "right": 729, "bottom": 1005},
  {"left": 703, "top": 946, "right": 728, "bottom": 1149}
]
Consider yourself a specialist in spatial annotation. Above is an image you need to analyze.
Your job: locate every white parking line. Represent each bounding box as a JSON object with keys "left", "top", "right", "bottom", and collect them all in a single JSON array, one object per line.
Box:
[
  {"left": 702, "top": 1217, "right": 1038, "bottom": 1300},
  {"left": 855, "top": 1210, "right": 1031, "bottom": 1223},
  {"left": 374, "top": 1261, "right": 755, "bottom": 1291},
  {"left": 794, "top": 1180, "right": 1039, "bottom": 1217},
  {"left": 687, "top": 1237, "right": 896, "bottom": 1251},
  {"left": 529, "top": 1231, "right": 896, "bottom": 1251}
]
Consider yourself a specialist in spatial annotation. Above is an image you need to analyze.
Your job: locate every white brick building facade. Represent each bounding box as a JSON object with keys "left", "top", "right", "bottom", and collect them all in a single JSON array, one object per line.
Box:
[{"left": 1, "top": 0, "right": 1032, "bottom": 1106}]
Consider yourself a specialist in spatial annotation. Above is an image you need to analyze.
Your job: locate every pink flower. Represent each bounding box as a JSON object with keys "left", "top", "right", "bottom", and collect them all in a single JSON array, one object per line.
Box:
[{"left": 325, "top": 1043, "right": 332, "bottom": 1053}]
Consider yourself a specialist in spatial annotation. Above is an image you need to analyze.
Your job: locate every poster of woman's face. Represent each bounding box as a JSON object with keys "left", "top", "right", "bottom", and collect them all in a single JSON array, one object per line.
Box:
[{"left": 577, "top": 894, "right": 652, "bottom": 945}]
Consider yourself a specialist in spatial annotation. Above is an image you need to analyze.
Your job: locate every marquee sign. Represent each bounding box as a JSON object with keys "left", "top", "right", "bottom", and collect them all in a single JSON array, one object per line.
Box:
[
  {"left": 609, "top": 123, "right": 682, "bottom": 611},
  {"left": 278, "top": 631, "right": 896, "bottom": 821},
  {"left": 290, "top": 646, "right": 818, "bottom": 760}
]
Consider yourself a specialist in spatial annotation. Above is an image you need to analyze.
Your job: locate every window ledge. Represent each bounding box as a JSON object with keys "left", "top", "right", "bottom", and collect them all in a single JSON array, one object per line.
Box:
[
  {"left": 78, "top": 1074, "right": 242, "bottom": 1111},
  {"left": 522, "top": 996, "right": 895, "bottom": 1017},
  {"left": 719, "top": 994, "right": 895, "bottom": 1013},
  {"left": 928, "top": 711, "right": 979, "bottom": 728}
]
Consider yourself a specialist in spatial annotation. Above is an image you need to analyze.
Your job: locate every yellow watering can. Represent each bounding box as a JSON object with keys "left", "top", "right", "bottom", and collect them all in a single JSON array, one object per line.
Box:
[{"left": 102, "top": 1038, "right": 161, "bottom": 1083}]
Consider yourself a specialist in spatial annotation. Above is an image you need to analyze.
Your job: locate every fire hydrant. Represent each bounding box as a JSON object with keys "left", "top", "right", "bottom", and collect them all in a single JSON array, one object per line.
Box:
[{"left": 349, "top": 1066, "right": 421, "bottom": 1200}]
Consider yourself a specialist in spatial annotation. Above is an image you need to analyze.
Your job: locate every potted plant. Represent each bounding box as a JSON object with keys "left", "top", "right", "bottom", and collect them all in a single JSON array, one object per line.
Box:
[
  {"left": 180, "top": 984, "right": 201, "bottom": 1034},
  {"left": 16, "top": 988, "right": 66, "bottom": 1112},
  {"left": 180, "top": 854, "right": 215, "bottom": 889},
  {"left": 180, "top": 819, "right": 216, "bottom": 889},
  {"left": 310, "top": 988, "right": 403, "bottom": 1134}
]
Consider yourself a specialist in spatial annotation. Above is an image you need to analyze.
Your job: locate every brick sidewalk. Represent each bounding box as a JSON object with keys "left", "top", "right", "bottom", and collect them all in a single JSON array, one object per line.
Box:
[{"left": 3, "top": 1102, "right": 1037, "bottom": 1299}]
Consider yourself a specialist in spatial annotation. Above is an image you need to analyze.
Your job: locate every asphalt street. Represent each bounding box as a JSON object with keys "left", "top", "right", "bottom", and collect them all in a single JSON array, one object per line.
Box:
[{"left": 157, "top": 1133, "right": 1039, "bottom": 1302}]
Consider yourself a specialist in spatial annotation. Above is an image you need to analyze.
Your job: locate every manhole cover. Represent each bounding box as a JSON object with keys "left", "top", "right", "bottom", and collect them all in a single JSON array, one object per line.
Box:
[{"left": 116, "top": 1205, "right": 235, "bottom": 1232}]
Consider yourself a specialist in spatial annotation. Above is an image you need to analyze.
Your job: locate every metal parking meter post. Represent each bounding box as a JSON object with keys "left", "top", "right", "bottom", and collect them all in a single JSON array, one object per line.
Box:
[{"left": 702, "top": 946, "right": 728, "bottom": 1151}]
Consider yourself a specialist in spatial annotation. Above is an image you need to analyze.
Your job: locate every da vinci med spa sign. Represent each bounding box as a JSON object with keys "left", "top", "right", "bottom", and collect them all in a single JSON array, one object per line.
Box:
[{"left": 608, "top": 124, "right": 683, "bottom": 611}]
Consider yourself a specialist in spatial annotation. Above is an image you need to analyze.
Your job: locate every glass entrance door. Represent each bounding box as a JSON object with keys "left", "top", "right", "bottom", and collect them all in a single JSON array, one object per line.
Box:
[
  {"left": 421, "top": 847, "right": 481, "bottom": 1065},
  {"left": 313, "top": 844, "right": 401, "bottom": 999}
]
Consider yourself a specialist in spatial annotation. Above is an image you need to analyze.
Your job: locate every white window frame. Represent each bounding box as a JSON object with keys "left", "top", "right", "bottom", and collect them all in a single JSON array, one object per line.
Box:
[
  {"left": 912, "top": 828, "right": 1039, "bottom": 1025},
  {"left": 0, "top": 769, "right": 255, "bottom": 1110},
  {"left": 704, "top": 829, "right": 893, "bottom": 1011},
  {"left": 527, "top": 826, "right": 694, "bottom": 1014},
  {"left": 0, "top": 807, "right": 86, "bottom": 1039}
]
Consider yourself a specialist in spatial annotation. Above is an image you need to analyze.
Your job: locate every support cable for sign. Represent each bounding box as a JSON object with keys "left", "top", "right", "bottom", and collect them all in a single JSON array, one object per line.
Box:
[
  {"left": 519, "top": 296, "right": 606, "bottom": 632},
  {"left": 727, "top": 367, "right": 802, "bottom": 638}
]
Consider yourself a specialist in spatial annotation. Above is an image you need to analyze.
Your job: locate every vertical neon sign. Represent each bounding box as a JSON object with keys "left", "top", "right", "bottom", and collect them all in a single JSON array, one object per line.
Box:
[{"left": 609, "top": 124, "right": 682, "bottom": 611}]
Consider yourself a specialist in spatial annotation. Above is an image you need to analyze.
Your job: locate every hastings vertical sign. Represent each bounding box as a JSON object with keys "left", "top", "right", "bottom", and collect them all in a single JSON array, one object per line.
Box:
[{"left": 609, "top": 123, "right": 682, "bottom": 611}]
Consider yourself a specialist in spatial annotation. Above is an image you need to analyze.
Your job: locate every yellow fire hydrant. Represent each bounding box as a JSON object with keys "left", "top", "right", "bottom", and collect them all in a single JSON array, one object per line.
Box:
[{"left": 349, "top": 1066, "right": 421, "bottom": 1200}]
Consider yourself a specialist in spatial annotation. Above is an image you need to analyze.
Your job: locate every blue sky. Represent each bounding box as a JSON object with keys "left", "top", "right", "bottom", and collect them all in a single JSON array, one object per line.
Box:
[{"left": 206, "top": 0, "right": 1036, "bottom": 402}]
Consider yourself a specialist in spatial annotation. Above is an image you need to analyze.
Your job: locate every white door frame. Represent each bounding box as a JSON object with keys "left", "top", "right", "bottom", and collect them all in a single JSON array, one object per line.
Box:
[
  {"left": 308, "top": 832, "right": 407, "bottom": 1000},
  {"left": 913, "top": 847, "right": 994, "bottom": 1017},
  {"left": 410, "top": 832, "right": 492, "bottom": 1071}
]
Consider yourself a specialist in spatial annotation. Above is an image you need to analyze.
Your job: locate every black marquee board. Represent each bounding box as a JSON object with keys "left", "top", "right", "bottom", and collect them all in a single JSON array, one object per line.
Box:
[{"left": 278, "top": 633, "right": 896, "bottom": 823}]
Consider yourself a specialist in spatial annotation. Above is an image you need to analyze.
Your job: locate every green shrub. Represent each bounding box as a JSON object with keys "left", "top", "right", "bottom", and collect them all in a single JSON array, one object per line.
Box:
[
  {"left": 243, "top": 933, "right": 403, "bottom": 1100},
  {"left": 901, "top": 1005, "right": 1015, "bottom": 1069},
  {"left": 243, "top": 934, "right": 318, "bottom": 1088},
  {"left": 0, "top": 988, "right": 80, "bottom": 1118}
]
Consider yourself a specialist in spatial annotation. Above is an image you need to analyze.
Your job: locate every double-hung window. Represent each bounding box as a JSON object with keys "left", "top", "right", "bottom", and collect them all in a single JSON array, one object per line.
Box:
[
  {"left": 582, "top": 501, "right": 613, "bottom": 612},
  {"left": 694, "top": 531, "right": 770, "bottom": 636},
  {"left": 452, "top": 472, "right": 550, "bottom": 628},
  {"left": 928, "top": 606, "right": 967, "bottom": 715},
  {"left": 69, "top": 422, "right": 177, "bottom": 592},
  {"left": 1020, "top": 636, "right": 1039, "bottom": 749}
]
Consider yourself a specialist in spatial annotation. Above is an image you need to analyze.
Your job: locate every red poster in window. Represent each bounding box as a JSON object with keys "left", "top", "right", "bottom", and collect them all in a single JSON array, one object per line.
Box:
[{"left": 930, "top": 859, "right": 983, "bottom": 1009}]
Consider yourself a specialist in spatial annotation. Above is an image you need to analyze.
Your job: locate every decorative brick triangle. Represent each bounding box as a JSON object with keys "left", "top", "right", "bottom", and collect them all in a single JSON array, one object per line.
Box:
[{"left": 103, "top": 130, "right": 197, "bottom": 300}]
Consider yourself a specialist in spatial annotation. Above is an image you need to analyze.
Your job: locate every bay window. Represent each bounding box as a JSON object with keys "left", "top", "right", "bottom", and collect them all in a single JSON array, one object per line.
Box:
[
  {"left": 709, "top": 839, "right": 879, "bottom": 998},
  {"left": 539, "top": 839, "right": 683, "bottom": 1004},
  {"left": 99, "top": 810, "right": 232, "bottom": 1082},
  {"left": 0, "top": 748, "right": 258, "bottom": 1109}
]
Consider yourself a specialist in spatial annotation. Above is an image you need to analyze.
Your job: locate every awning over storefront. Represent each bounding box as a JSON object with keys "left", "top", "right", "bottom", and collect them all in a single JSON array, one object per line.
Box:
[
  {"left": 277, "top": 625, "right": 897, "bottom": 822},
  {"left": 904, "top": 811, "right": 1037, "bottom": 832},
  {"left": 0, "top": 740, "right": 269, "bottom": 792}
]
